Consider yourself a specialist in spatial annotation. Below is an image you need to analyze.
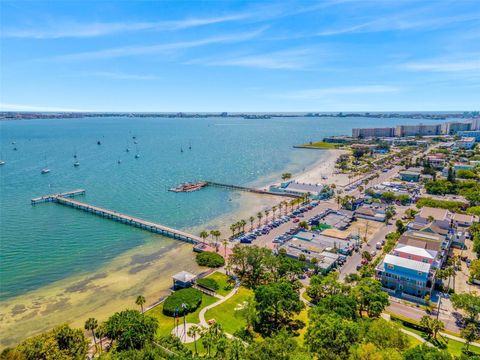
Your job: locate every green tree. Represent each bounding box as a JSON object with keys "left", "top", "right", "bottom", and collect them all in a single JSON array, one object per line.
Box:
[
  {"left": 246, "top": 330, "right": 299, "bottom": 360},
  {"left": 135, "top": 295, "right": 146, "bottom": 313},
  {"left": 281, "top": 173, "right": 292, "bottom": 181},
  {"left": 451, "top": 293, "right": 480, "bottom": 322},
  {"left": 187, "top": 324, "right": 202, "bottom": 356},
  {"left": 84, "top": 317, "right": 99, "bottom": 351},
  {"left": 364, "top": 318, "right": 409, "bottom": 352},
  {"left": 402, "top": 344, "right": 452, "bottom": 359},
  {"left": 461, "top": 323, "right": 479, "bottom": 352},
  {"left": 351, "top": 278, "right": 389, "bottom": 318},
  {"left": 249, "top": 216, "right": 255, "bottom": 230},
  {"left": 395, "top": 220, "right": 406, "bottom": 234},
  {"left": 103, "top": 309, "right": 158, "bottom": 351},
  {"left": 305, "top": 313, "right": 360, "bottom": 360},
  {"left": 254, "top": 280, "right": 304, "bottom": 335},
  {"left": 298, "top": 220, "right": 309, "bottom": 230},
  {"left": 306, "top": 273, "right": 349, "bottom": 303},
  {"left": 469, "top": 259, "right": 480, "bottom": 282},
  {"left": 420, "top": 316, "right": 444, "bottom": 340},
  {"left": 199, "top": 230, "right": 209, "bottom": 243},
  {"left": 229, "top": 245, "right": 272, "bottom": 288},
  {"left": 257, "top": 212, "right": 263, "bottom": 227}
]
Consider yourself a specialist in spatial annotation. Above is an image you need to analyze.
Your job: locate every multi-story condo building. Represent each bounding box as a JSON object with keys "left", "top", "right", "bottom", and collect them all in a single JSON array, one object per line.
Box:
[
  {"left": 469, "top": 119, "right": 480, "bottom": 131},
  {"left": 376, "top": 254, "right": 435, "bottom": 298},
  {"left": 441, "top": 121, "right": 471, "bottom": 135},
  {"left": 352, "top": 127, "right": 395, "bottom": 138},
  {"left": 457, "top": 130, "right": 480, "bottom": 142},
  {"left": 456, "top": 137, "right": 476, "bottom": 149},
  {"left": 395, "top": 124, "right": 441, "bottom": 137}
]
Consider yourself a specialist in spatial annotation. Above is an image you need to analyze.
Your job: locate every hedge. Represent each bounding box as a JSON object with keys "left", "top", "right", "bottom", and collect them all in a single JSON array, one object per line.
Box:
[
  {"left": 196, "top": 277, "right": 219, "bottom": 291},
  {"left": 162, "top": 288, "right": 202, "bottom": 317},
  {"left": 196, "top": 251, "right": 225, "bottom": 268}
]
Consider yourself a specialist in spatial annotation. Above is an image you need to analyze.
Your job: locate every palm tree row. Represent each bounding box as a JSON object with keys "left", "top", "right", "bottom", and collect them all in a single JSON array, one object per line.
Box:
[{"left": 199, "top": 229, "right": 221, "bottom": 248}]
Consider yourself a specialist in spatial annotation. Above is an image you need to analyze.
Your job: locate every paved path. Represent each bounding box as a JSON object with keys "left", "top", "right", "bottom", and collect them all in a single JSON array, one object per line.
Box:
[{"left": 198, "top": 276, "right": 241, "bottom": 329}]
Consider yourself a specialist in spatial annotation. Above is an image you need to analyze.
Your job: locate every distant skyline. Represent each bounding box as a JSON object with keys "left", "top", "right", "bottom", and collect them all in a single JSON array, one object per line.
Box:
[{"left": 1, "top": 0, "right": 479, "bottom": 112}]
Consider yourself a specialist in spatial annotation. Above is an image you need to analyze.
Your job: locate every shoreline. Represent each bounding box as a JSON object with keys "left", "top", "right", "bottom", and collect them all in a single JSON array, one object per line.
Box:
[{"left": 0, "top": 148, "right": 342, "bottom": 348}]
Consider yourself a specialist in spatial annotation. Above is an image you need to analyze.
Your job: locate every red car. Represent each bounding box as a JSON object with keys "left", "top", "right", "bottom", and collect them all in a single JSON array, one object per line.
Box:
[{"left": 293, "top": 218, "right": 300, "bottom": 223}]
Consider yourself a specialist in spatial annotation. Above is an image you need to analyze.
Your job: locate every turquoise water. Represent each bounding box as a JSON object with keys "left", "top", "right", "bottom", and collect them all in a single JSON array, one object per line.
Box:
[{"left": 0, "top": 116, "right": 446, "bottom": 300}]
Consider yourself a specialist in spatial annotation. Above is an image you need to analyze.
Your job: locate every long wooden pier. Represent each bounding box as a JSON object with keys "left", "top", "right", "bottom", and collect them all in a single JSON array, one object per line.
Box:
[
  {"left": 205, "top": 181, "right": 301, "bottom": 198},
  {"left": 31, "top": 190, "right": 201, "bottom": 244}
]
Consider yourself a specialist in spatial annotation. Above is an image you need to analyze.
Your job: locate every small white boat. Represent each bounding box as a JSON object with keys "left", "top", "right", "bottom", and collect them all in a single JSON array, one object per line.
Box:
[
  {"left": 41, "top": 168, "right": 50, "bottom": 174},
  {"left": 135, "top": 154, "right": 140, "bottom": 159},
  {"left": 74, "top": 161, "right": 80, "bottom": 167},
  {"left": 0, "top": 160, "right": 5, "bottom": 166}
]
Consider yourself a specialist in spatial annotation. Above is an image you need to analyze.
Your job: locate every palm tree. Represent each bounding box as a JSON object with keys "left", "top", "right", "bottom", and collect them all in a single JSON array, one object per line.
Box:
[
  {"left": 272, "top": 206, "right": 277, "bottom": 220},
  {"left": 264, "top": 209, "right": 270, "bottom": 224},
  {"left": 187, "top": 324, "right": 202, "bottom": 355},
  {"left": 210, "top": 230, "right": 216, "bottom": 244},
  {"left": 223, "top": 239, "right": 228, "bottom": 258},
  {"left": 199, "top": 230, "right": 209, "bottom": 244},
  {"left": 239, "top": 220, "right": 246, "bottom": 233},
  {"left": 135, "top": 295, "right": 146, "bottom": 313},
  {"left": 230, "top": 224, "right": 237, "bottom": 238},
  {"left": 249, "top": 216, "right": 255, "bottom": 230},
  {"left": 257, "top": 212, "right": 263, "bottom": 227},
  {"left": 84, "top": 317, "right": 99, "bottom": 351}
]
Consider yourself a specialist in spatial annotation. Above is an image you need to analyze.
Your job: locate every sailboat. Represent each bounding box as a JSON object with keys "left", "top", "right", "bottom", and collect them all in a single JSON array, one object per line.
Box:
[
  {"left": 41, "top": 155, "right": 50, "bottom": 174},
  {"left": 73, "top": 147, "right": 80, "bottom": 167},
  {"left": 188, "top": 141, "right": 192, "bottom": 150}
]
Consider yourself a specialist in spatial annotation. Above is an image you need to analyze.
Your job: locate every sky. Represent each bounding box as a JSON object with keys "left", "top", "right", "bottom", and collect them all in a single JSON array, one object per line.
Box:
[{"left": 0, "top": 0, "right": 479, "bottom": 112}]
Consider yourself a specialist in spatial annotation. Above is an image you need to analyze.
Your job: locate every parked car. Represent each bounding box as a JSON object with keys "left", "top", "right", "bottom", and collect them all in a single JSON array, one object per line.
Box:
[{"left": 293, "top": 218, "right": 300, "bottom": 223}]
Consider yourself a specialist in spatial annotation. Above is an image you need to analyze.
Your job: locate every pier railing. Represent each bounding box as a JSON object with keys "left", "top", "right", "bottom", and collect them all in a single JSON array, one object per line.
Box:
[
  {"left": 31, "top": 190, "right": 201, "bottom": 244},
  {"left": 205, "top": 181, "right": 301, "bottom": 198}
]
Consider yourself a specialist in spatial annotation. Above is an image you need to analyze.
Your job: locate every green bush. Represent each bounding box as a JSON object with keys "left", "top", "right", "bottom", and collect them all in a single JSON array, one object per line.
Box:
[
  {"left": 196, "top": 251, "right": 225, "bottom": 268},
  {"left": 416, "top": 197, "right": 467, "bottom": 212},
  {"left": 196, "top": 277, "right": 219, "bottom": 291},
  {"left": 162, "top": 288, "right": 202, "bottom": 317}
]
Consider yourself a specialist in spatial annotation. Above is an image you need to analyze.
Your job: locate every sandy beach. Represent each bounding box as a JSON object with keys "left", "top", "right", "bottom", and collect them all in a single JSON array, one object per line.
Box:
[{"left": 290, "top": 149, "right": 351, "bottom": 187}]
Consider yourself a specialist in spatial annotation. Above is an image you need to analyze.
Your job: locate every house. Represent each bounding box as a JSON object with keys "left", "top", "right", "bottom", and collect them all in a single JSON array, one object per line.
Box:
[
  {"left": 451, "top": 213, "right": 477, "bottom": 228},
  {"left": 399, "top": 168, "right": 422, "bottom": 182},
  {"left": 456, "top": 137, "right": 476, "bottom": 149},
  {"left": 393, "top": 244, "right": 439, "bottom": 267},
  {"left": 454, "top": 163, "right": 474, "bottom": 171},
  {"left": 354, "top": 204, "right": 386, "bottom": 222},
  {"left": 414, "top": 207, "right": 451, "bottom": 230},
  {"left": 376, "top": 254, "right": 434, "bottom": 298},
  {"left": 398, "top": 230, "right": 446, "bottom": 252}
]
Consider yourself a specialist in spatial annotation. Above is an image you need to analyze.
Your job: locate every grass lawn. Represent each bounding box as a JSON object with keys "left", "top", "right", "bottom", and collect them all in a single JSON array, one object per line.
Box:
[
  {"left": 205, "top": 271, "right": 234, "bottom": 297},
  {"left": 391, "top": 318, "right": 480, "bottom": 357},
  {"left": 204, "top": 287, "right": 254, "bottom": 334},
  {"left": 297, "top": 141, "right": 340, "bottom": 149},
  {"left": 294, "top": 307, "right": 309, "bottom": 345},
  {"left": 147, "top": 293, "right": 218, "bottom": 337}
]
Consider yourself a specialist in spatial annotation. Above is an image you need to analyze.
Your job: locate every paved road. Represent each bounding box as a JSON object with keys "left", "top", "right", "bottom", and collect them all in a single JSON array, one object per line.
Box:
[{"left": 387, "top": 299, "right": 462, "bottom": 333}]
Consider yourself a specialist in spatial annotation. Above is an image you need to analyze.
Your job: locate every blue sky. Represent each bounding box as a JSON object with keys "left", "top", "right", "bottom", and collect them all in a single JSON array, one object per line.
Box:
[{"left": 1, "top": 0, "right": 479, "bottom": 112}]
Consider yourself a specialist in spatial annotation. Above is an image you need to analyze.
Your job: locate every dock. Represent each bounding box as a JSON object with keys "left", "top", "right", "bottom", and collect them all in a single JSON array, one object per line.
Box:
[
  {"left": 31, "top": 189, "right": 86, "bottom": 204},
  {"left": 205, "top": 181, "right": 301, "bottom": 198},
  {"left": 31, "top": 190, "right": 201, "bottom": 244}
]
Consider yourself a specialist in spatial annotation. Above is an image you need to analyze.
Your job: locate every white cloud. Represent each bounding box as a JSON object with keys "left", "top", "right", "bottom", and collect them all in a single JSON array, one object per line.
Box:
[
  {"left": 276, "top": 85, "right": 399, "bottom": 100},
  {"left": 86, "top": 71, "right": 161, "bottom": 80},
  {"left": 2, "top": 14, "right": 251, "bottom": 39},
  {"left": 187, "top": 48, "right": 315, "bottom": 70},
  {"left": 399, "top": 60, "right": 480, "bottom": 72},
  {"left": 0, "top": 103, "right": 85, "bottom": 112},
  {"left": 316, "top": 13, "right": 480, "bottom": 36},
  {"left": 48, "top": 28, "right": 267, "bottom": 61}
]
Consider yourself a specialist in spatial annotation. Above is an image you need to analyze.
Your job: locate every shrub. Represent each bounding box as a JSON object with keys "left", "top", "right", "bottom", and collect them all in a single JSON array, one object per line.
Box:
[
  {"left": 196, "top": 277, "right": 219, "bottom": 291},
  {"left": 163, "top": 288, "right": 202, "bottom": 317},
  {"left": 196, "top": 251, "right": 225, "bottom": 268},
  {"left": 416, "top": 197, "right": 467, "bottom": 212}
]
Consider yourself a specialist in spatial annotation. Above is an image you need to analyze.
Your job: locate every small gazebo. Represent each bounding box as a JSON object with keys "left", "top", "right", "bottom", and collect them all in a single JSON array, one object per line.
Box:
[{"left": 172, "top": 271, "right": 197, "bottom": 289}]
